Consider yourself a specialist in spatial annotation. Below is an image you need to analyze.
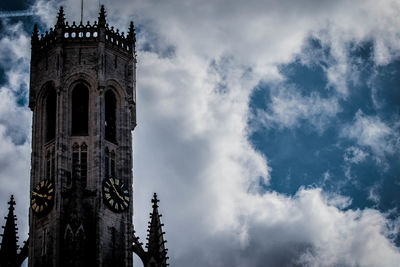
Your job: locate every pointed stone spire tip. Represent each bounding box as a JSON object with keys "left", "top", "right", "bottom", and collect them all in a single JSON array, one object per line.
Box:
[
  {"left": 56, "top": 6, "right": 66, "bottom": 28},
  {"left": 98, "top": 5, "right": 106, "bottom": 26}
]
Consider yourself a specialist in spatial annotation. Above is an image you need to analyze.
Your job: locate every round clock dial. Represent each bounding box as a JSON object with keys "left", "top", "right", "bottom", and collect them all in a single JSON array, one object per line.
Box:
[
  {"left": 103, "top": 177, "right": 130, "bottom": 212},
  {"left": 31, "top": 179, "right": 54, "bottom": 215}
]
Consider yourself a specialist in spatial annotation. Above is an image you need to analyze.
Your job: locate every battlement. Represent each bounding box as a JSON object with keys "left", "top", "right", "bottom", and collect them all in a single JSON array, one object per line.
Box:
[{"left": 31, "top": 6, "right": 136, "bottom": 57}]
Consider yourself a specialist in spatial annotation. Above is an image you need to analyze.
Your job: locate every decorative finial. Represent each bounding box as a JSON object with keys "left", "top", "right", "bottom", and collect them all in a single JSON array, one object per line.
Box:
[
  {"left": 151, "top": 193, "right": 159, "bottom": 209},
  {"left": 8, "top": 195, "right": 16, "bottom": 210},
  {"left": 128, "top": 21, "right": 136, "bottom": 41},
  {"left": 56, "top": 6, "right": 65, "bottom": 29},
  {"left": 32, "top": 24, "right": 39, "bottom": 44},
  {"left": 98, "top": 5, "right": 106, "bottom": 27}
]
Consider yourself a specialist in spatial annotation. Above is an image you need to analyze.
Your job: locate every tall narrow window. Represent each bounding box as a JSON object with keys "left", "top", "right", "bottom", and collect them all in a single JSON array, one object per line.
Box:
[
  {"left": 72, "top": 84, "right": 89, "bottom": 136},
  {"left": 110, "top": 150, "right": 115, "bottom": 177},
  {"left": 71, "top": 142, "right": 88, "bottom": 187},
  {"left": 51, "top": 148, "right": 55, "bottom": 181},
  {"left": 80, "top": 143, "right": 88, "bottom": 188},
  {"left": 46, "top": 88, "right": 56, "bottom": 142},
  {"left": 105, "top": 90, "right": 116, "bottom": 142},
  {"left": 46, "top": 147, "right": 56, "bottom": 180},
  {"left": 72, "top": 143, "right": 80, "bottom": 185},
  {"left": 105, "top": 148, "right": 110, "bottom": 178},
  {"left": 46, "top": 151, "right": 51, "bottom": 179}
]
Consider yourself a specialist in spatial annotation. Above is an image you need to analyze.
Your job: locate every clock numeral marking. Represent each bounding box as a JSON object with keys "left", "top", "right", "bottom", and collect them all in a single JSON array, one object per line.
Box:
[
  {"left": 115, "top": 203, "right": 119, "bottom": 210},
  {"left": 115, "top": 179, "right": 119, "bottom": 185},
  {"left": 36, "top": 185, "right": 40, "bottom": 190},
  {"left": 48, "top": 188, "right": 53, "bottom": 193},
  {"left": 110, "top": 178, "right": 114, "bottom": 184},
  {"left": 47, "top": 196, "right": 52, "bottom": 200},
  {"left": 123, "top": 201, "right": 128, "bottom": 207},
  {"left": 124, "top": 196, "right": 129, "bottom": 201},
  {"left": 47, "top": 183, "right": 52, "bottom": 188},
  {"left": 124, "top": 190, "right": 128, "bottom": 194},
  {"left": 40, "top": 205, "right": 44, "bottom": 212},
  {"left": 31, "top": 199, "right": 36, "bottom": 204},
  {"left": 32, "top": 203, "right": 37, "bottom": 209},
  {"left": 105, "top": 193, "right": 111, "bottom": 199},
  {"left": 110, "top": 199, "right": 114, "bottom": 206},
  {"left": 45, "top": 202, "right": 48, "bottom": 207},
  {"left": 40, "top": 181, "right": 45, "bottom": 187},
  {"left": 35, "top": 206, "right": 40, "bottom": 212},
  {"left": 104, "top": 187, "right": 109, "bottom": 192}
]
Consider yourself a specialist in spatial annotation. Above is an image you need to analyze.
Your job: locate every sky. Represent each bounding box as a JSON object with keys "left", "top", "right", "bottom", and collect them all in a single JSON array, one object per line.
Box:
[{"left": 0, "top": 0, "right": 400, "bottom": 266}]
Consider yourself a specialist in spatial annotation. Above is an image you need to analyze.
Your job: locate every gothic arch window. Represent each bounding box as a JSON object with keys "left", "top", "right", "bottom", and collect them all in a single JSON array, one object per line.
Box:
[
  {"left": 71, "top": 84, "right": 89, "bottom": 136},
  {"left": 45, "top": 88, "right": 57, "bottom": 142},
  {"left": 105, "top": 90, "right": 116, "bottom": 143}
]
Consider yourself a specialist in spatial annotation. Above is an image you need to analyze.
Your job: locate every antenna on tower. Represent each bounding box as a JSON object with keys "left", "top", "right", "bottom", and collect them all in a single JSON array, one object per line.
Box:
[{"left": 80, "top": 0, "right": 83, "bottom": 24}]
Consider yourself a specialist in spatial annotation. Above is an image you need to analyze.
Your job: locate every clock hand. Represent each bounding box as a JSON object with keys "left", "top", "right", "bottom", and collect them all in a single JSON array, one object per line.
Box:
[
  {"left": 110, "top": 183, "right": 125, "bottom": 201},
  {"left": 32, "top": 192, "right": 46, "bottom": 198}
]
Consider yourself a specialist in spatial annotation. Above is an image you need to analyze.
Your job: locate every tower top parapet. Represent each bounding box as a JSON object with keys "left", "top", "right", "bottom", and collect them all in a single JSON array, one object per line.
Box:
[{"left": 31, "top": 5, "right": 136, "bottom": 57}]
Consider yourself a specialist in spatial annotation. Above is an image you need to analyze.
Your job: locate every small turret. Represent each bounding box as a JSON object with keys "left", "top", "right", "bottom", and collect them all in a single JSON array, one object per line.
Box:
[
  {"left": 0, "top": 196, "right": 30, "bottom": 266},
  {"left": 132, "top": 193, "right": 169, "bottom": 267},
  {"left": 0, "top": 195, "right": 19, "bottom": 266}
]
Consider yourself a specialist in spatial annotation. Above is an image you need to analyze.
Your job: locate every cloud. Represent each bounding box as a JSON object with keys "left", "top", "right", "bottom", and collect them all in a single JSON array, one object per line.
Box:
[
  {"left": 0, "top": 21, "right": 31, "bottom": 145},
  {"left": 341, "top": 110, "right": 399, "bottom": 160},
  {"left": 1, "top": 0, "right": 400, "bottom": 266},
  {"left": 254, "top": 84, "right": 340, "bottom": 133},
  {"left": 344, "top": 146, "right": 369, "bottom": 164},
  {"left": 0, "top": 20, "right": 32, "bottom": 248}
]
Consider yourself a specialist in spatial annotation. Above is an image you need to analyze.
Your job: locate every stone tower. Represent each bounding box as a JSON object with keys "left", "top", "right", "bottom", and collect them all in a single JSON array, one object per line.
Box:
[{"left": 28, "top": 5, "right": 136, "bottom": 266}]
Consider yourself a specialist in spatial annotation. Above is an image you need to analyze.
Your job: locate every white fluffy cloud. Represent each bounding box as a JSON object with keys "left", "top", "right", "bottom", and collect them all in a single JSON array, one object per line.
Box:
[
  {"left": 0, "top": 20, "right": 32, "bottom": 248},
  {"left": 254, "top": 85, "right": 341, "bottom": 133},
  {"left": 342, "top": 110, "right": 399, "bottom": 160},
  {"left": 1, "top": 0, "right": 400, "bottom": 266}
]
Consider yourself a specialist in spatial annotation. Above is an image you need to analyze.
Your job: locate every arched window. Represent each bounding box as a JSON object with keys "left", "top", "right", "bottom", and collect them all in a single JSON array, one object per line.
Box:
[
  {"left": 45, "top": 88, "right": 56, "bottom": 142},
  {"left": 72, "top": 84, "right": 89, "bottom": 136},
  {"left": 105, "top": 90, "right": 116, "bottom": 142}
]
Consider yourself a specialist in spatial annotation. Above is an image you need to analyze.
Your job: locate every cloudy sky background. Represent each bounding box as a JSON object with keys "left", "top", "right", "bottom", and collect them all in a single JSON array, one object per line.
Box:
[{"left": 1, "top": 0, "right": 400, "bottom": 266}]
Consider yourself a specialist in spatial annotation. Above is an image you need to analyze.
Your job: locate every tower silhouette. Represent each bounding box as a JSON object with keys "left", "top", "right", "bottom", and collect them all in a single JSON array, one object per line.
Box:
[{"left": 28, "top": 5, "right": 136, "bottom": 266}]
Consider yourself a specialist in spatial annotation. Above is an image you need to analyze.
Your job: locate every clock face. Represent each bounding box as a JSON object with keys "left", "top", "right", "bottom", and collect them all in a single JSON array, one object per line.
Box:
[
  {"left": 31, "top": 179, "right": 55, "bottom": 215},
  {"left": 103, "top": 177, "right": 130, "bottom": 212}
]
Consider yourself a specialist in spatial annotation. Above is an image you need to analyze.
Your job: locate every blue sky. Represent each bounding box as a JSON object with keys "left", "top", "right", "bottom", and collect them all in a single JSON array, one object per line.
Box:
[
  {"left": 0, "top": 0, "right": 400, "bottom": 266},
  {"left": 249, "top": 38, "right": 400, "bottom": 214}
]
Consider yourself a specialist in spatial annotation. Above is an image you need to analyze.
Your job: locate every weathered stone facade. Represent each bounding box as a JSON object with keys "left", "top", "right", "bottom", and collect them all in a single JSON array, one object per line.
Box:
[{"left": 28, "top": 6, "right": 136, "bottom": 266}]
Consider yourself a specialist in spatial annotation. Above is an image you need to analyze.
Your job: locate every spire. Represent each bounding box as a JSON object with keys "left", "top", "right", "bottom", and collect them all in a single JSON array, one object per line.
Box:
[
  {"left": 146, "top": 193, "right": 168, "bottom": 266},
  {"left": 0, "top": 195, "right": 19, "bottom": 266},
  {"left": 98, "top": 5, "right": 106, "bottom": 27},
  {"left": 56, "top": 6, "right": 65, "bottom": 29},
  {"left": 32, "top": 24, "right": 39, "bottom": 44},
  {"left": 128, "top": 21, "right": 136, "bottom": 41},
  {"left": 132, "top": 193, "right": 169, "bottom": 267}
]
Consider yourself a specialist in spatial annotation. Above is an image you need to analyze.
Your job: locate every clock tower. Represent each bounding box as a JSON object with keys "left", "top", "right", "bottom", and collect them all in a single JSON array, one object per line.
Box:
[{"left": 28, "top": 5, "right": 136, "bottom": 266}]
